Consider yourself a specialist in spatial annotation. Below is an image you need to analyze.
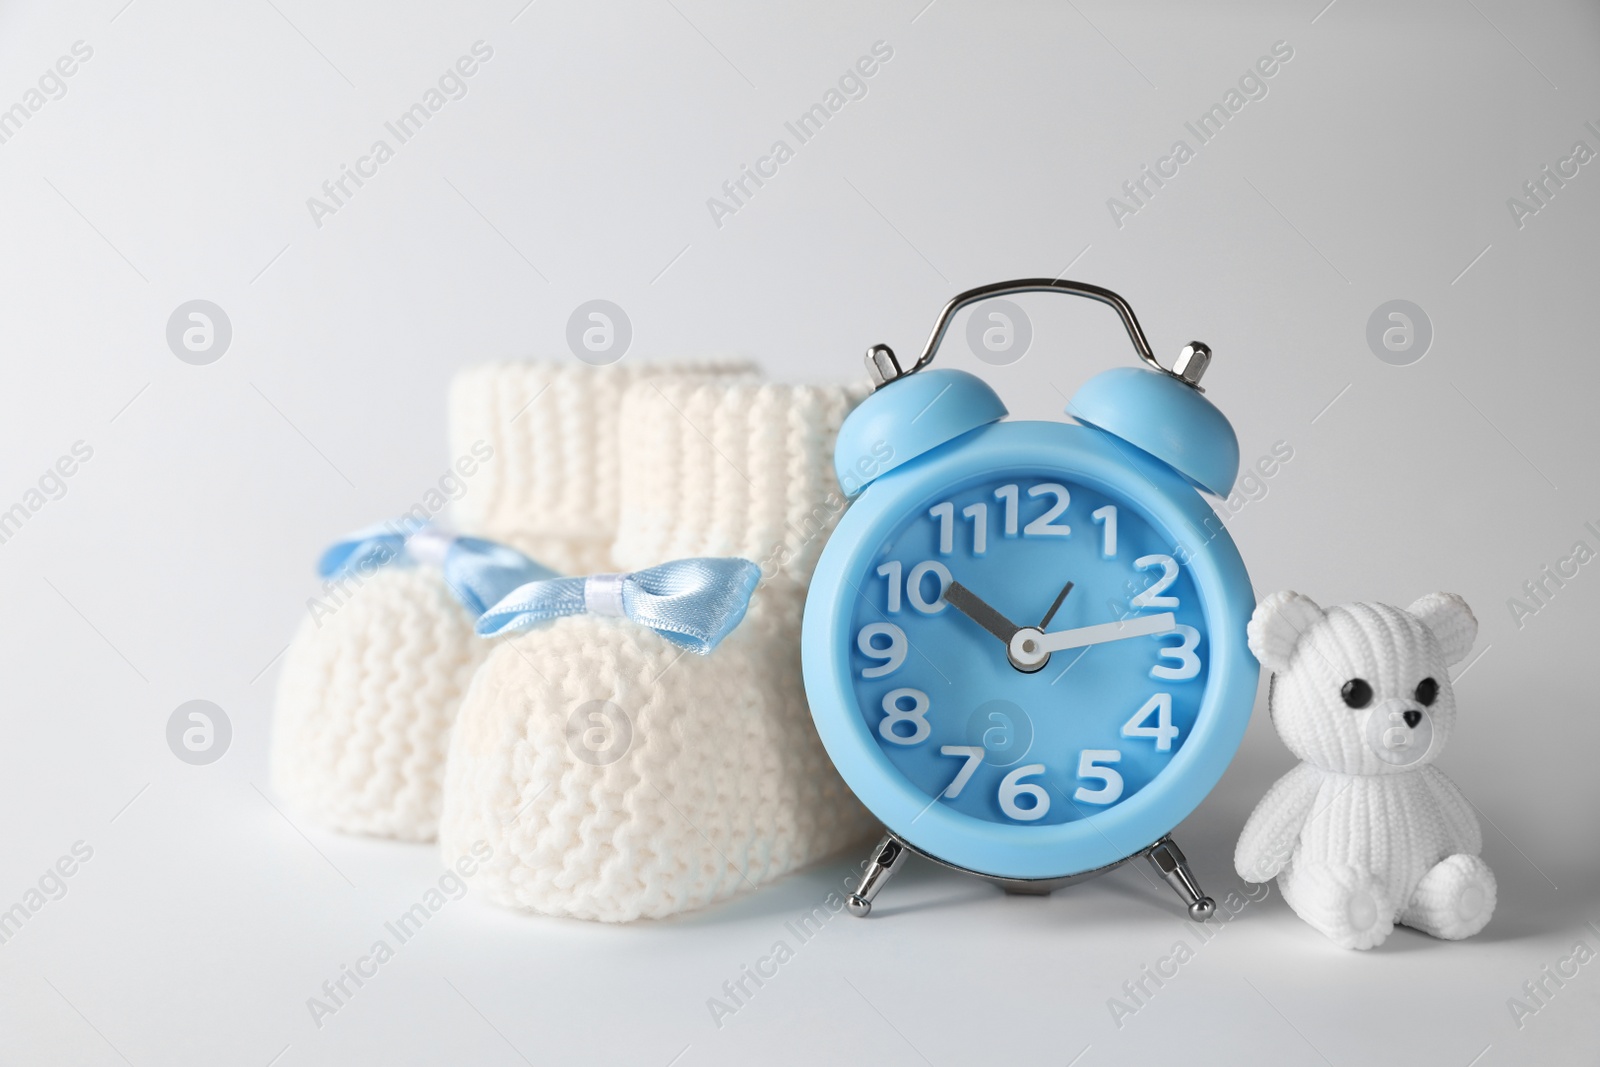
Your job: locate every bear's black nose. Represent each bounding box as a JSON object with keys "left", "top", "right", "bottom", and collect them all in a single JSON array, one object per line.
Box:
[{"left": 1403, "top": 709, "right": 1422, "bottom": 728}]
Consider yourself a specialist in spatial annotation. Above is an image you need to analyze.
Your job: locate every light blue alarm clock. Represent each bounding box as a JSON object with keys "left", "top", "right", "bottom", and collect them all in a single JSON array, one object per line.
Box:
[{"left": 802, "top": 279, "right": 1259, "bottom": 919}]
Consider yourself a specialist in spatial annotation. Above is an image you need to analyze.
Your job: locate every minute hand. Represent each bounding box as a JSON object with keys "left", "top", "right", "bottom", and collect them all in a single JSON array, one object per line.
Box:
[{"left": 1008, "top": 612, "right": 1176, "bottom": 666}]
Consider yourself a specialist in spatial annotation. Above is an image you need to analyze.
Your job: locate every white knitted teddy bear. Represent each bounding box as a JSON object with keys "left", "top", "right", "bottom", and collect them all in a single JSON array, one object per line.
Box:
[{"left": 1235, "top": 590, "right": 1496, "bottom": 949}]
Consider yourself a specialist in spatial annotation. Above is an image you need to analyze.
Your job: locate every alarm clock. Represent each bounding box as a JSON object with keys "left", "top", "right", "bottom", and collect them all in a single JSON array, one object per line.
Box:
[{"left": 801, "top": 279, "right": 1259, "bottom": 919}]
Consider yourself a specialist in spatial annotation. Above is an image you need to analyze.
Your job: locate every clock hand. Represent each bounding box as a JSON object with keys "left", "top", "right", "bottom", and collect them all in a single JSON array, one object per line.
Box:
[
  {"left": 1008, "top": 612, "right": 1177, "bottom": 670},
  {"left": 943, "top": 580, "right": 1020, "bottom": 644},
  {"left": 1038, "top": 580, "right": 1074, "bottom": 629}
]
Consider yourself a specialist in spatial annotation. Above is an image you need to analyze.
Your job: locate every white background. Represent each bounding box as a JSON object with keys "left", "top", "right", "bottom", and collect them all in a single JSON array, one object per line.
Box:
[{"left": 1, "top": 0, "right": 1597, "bottom": 1063}]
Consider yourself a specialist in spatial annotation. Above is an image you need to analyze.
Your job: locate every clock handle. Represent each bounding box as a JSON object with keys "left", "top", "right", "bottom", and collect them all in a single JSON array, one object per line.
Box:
[{"left": 865, "top": 277, "right": 1210, "bottom": 392}]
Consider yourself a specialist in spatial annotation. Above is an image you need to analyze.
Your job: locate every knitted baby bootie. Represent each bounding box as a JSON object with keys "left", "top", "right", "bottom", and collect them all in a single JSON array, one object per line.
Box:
[
  {"left": 439, "top": 379, "right": 878, "bottom": 920},
  {"left": 270, "top": 360, "right": 752, "bottom": 842},
  {"left": 448, "top": 360, "right": 751, "bottom": 568}
]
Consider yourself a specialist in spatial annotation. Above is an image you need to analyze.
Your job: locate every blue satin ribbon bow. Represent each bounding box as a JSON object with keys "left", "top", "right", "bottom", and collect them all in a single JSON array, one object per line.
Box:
[
  {"left": 475, "top": 557, "right": 761, "bottom": 654},
  {"left": 318, "top": 520, "right": 558, "bottom": 617}
]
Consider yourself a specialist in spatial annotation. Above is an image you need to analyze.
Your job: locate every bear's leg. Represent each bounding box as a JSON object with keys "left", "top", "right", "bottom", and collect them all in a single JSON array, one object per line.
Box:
[
  {"left": 1278, "top": 862, "right": 1394, "bottom": 950},
  {"left": 1401, "top": 854, "right": 1496, "bottom": 940}
]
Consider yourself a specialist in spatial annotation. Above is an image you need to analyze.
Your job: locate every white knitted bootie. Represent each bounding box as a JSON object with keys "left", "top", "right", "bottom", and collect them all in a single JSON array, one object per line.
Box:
[
  {"left": 439, "top": 379, "right": 878, "bottom": 920},
  {"left": 270, "top": 361, "right": 752, "bottom": 843}
]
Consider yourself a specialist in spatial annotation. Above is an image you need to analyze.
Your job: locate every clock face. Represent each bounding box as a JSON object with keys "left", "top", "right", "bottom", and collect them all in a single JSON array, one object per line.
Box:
[{"left": 844, "top": 472, "right": 1208, "bottom": 829}]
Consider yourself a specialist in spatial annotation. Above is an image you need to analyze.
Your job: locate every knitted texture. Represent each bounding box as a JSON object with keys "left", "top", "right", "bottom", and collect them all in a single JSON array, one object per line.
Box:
[
  {"left": 1235, "top": 591, "right": 1496, "bottom": 949},
  {"left": 440, "top": 380, "right": 878, "bottom": 920},
  {"left": 271, "top": 566, "right": 483, "bottom": 841},
  {"left": 450, "top": 360, "right": 758, "bottom": 573},
  {"left": 609, "top": 378, "right": 870, "bottom": 584},
  {"left": 272, "top": 360, "right": 754, "bottom": 843}
]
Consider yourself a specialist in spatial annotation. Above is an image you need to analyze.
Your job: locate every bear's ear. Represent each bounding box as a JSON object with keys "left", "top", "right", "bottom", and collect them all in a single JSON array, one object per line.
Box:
[
  {"left": 1407, "top": 592, "right": 1477, "bottom": 666},
  {"left": 1247, "top": 590, "right": 1324, "bottom": 671}
]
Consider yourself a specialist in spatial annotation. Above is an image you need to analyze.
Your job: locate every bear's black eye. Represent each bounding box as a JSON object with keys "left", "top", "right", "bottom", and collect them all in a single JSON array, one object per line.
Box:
[
  {"left": 1415, "top": 678, "right": 1439, "bottom": 706},
  {"left": 1341, "top": 679, "right": 1373, "bottom": 708}
]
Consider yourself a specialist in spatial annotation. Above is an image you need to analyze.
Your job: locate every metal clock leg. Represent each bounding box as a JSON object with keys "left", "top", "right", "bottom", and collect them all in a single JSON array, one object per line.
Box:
[
  {"left": 847, "top": 834, "right": 906, "bottom": 917},
  {"left": 1145, "top": 836, "right": 1216, "bottom": 920}
]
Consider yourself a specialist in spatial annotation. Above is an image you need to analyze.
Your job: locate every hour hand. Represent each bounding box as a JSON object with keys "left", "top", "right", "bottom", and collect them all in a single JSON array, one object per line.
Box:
[{"left": 943, "top": 580, "right": 1019, "bottom": 644}]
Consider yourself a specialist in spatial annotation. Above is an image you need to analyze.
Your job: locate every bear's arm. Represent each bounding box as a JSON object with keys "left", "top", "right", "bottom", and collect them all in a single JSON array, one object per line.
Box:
[
  {"left": 1234, "top": 762, "right": 1322, "bottom": 883},
  {"left": 1419, "top": 765, "right": 1484, "bottom": 855}
]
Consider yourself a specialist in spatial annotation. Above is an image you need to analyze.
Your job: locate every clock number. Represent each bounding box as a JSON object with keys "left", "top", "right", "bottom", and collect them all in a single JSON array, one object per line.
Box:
[
  {"left": 938, "top": 745, "right": 985, "bottom": 798},
  {"left": 929, "top": 502, "right": 955, "bottom": 555},
  {"left": 994, "top": 484, "right": 1019, "bottom": 536},
  {"left": 1122, "top": 693, "right": 1179, "bottom": 751},
  {"left": 1023, "top": 483, "right": 1071, "bottom": 536},
  {"left": 874, "top": 559, "right": 950, "bottom": 614},
  {"left": 856, "top": 623, "right": 907, "bottom": 678},
  {"left": 1073, "top": 750, "right": 1124, "bottom": 805},
  {"left": 998, "top": 764, "right": 1051, "bottom": 821},
  {"left": 879, "top": 688, "right": 931, "bottom": 746},
  {"left": 962, "top": 502, "right": 988, "bottom": 555},
  {"left": 930, "top": 500, "right": 991, "bottom": 555},
  {"left": 1092, "top": 505, "right": 1118, "bottom": 557},
  {"left": 1151, "top": 624, "right": 1201, "bottom": 681},
  {"left": 905, "top": 560, "right": 951, "bottom": 614},
  {"left": 875, "top": 561, "right": 903, "bottom": 613},
  {"left": 1131, "top": 554, "right": 1180, "bottom": 609}
]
